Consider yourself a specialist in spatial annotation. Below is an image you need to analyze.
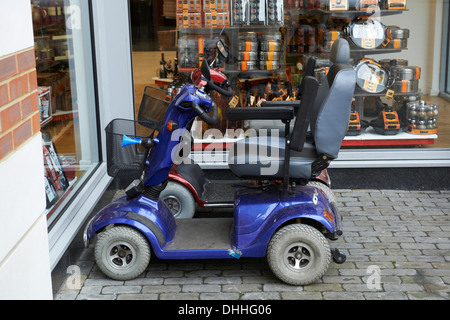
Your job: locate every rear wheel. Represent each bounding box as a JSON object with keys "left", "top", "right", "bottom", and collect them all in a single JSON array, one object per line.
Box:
[
  {"left": 95, "top": 226, "right": 151, "bottom": 281},
  {"left": 307, "top": 181, "right": 337, "bottom": 205},
  {"left": 267, "top": 224, "right": 331, "bottom": 285},
  {"left": 160, "top": 181, "right": 196, "bottom": 219}
]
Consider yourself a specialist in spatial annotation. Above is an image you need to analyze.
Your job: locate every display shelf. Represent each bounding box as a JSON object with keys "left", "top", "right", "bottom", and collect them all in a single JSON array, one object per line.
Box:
[
  {"left": 40, "top": 116, "right": 53, "bottom": 127},
  {"left": 225, "top": 70, "right": 285, "bottom": 78},
  {"left": 349, "top": 47, "right": 404, "bottom": 56},
  {"left": 319, "top": 9, "right": 408, "bottom": 17},
  {"left": 286, "top": 48, "right": 404, "bottom": 57},
  {"left": 343, "top": 128, "right": 437, "bottom": 147},
  {"left": 190, "top": 131, "right": 437, "bottom": 149},
  {"left": 353, "top": 88, "right": 422, "bottom": 98},
  {"left": 153, "top": 77, "right": 174, "bottom": 86},
  {"left": 177, "top": 25, "right": 282, "bottom": 34},
  {"left": 52, "top": 110, "right": 78, "bottom": 121},
  {"left": 285, "top": 9, "right": 408, "bottom": 17}
]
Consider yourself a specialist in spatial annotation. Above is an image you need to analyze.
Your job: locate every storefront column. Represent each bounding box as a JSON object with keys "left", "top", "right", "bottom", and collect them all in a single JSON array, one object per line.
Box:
[{"left": 90, "top": 0, "right": 135, "bottom": 160}]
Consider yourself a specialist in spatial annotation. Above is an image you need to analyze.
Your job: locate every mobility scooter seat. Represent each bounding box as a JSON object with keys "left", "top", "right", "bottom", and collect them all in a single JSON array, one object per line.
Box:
[
  {"left": 228, "top": 62, "right": 356, "bottom": 180},
  {"left": 228, "top": 137, "right": 318, "bottom": 180}
]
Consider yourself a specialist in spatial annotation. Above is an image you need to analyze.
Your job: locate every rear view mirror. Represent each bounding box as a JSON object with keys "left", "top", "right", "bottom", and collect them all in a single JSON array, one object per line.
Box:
[
  {"left": 201, "top": 59, "right": 211, "bottom": 82},
  {"left": 217, "top": 40, "right": 228, "bottom": 59}
]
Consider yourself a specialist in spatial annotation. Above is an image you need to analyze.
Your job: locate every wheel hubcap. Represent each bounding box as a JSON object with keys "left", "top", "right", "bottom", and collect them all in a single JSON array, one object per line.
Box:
[
  {"left": 284, "top": 242, "right": 315, "bottom": 271},
  {"left": 163, "top": 196, "right": 182, "bottom": 217},
  {"left": 107, "top": 241, "right": 136, "bottom": 270}
]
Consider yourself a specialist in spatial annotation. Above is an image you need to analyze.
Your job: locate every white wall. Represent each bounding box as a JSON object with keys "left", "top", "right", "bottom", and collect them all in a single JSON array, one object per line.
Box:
[
  {"left": 0, "top": 0, "right": 52, "bottom": 300},
  {"left": 368, "top": 0, "right": 444, "bottom": 95},
  {"left": 0, "top": 0, "right": 34, "bottom": 56},
  {"left": 0, "top": 134, "right": 51, "bottom": 300}
]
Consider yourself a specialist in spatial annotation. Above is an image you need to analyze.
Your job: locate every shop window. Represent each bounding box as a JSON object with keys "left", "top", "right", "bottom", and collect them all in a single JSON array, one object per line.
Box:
[
  {"left": 32, "top": 0, "right": 99, "bottom": 227},
  {"left": 442, "top": 1, "right": 450, "bottom": 97},
  {"left": 129, "top": 0, "right": 449, "bottom": 168}
]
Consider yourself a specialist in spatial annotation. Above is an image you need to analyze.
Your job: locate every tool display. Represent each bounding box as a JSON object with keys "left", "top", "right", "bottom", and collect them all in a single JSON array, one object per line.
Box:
[
  {"left": 390, "top": 65, "right": 421, "bottom": 93},
  {"left": 354, "top": 58, "right": 390, "bottom": 93},
  {"left": 346, "top": 16, "right": 387, "bottom": 49},
  {"left": 232, "top": 0, "right": 283, "bottom": 25},
  {"left": 347, "top": 110, "right": 370, "bottom": 136},
  {"left": 384, "top": 0, "right": 406, "bottom": 10},
  {"left": 259, "top": 31, "right": 282, "bottom": 70},
  {"left": 369, "top": 106, "right": 402, "bottom": 135},
  {"left": 406, "top": 100, "right": 439, "bottom": 135},
  {"left": 236, "top": 32, "right": 259, "bottom": 71}
]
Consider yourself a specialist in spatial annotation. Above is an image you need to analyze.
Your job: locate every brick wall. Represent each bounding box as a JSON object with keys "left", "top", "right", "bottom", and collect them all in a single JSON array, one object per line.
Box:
[{"left": 0, "top": 48, "right": 39, "bottom": 160}]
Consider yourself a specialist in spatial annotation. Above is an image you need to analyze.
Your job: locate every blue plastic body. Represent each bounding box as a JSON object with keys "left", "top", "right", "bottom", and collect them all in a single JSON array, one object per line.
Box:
[
  {"left": 85, "top": 184, "right": 339, "bottom": 259},
  {"left": 233, "top": 185, "right": 337, "bottom": 257},
  {"left": 143, "top": 85, "right": 212, "bottom": 186},
  {"left": 84, "top": 81, "right": 341, "bottom": 259}
]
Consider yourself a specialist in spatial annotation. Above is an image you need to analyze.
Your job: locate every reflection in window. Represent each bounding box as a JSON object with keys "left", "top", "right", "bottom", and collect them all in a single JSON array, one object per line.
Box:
[{"left": 32, "top": 0, "right": 99, "bottom": 225}]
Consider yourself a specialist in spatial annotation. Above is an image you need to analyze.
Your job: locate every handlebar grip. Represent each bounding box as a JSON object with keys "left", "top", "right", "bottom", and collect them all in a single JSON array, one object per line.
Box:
[
  {"left": 192, "top": 102, "right": 218, "bottom": 125},
  {"left": 208, "top": 80, "right": 233, "bottom": 97}
]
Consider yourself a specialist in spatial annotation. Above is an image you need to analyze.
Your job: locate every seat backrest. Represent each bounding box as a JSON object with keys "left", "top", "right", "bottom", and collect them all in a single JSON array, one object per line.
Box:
[
  {"left": 290, "top": 76, "right": 319, "bottom": 152},
  {"left": 309, "top": 39, "right": 353, "bottom": 148},
  {"left": 312, "top": 63, "right": 356, "bottom": 159},
  {"left": 309, "top": 39, "right": 351, "bottom": 136}
]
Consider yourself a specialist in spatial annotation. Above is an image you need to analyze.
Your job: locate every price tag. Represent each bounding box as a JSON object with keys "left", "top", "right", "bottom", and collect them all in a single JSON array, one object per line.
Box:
[
  {"left": 329, "top": 0, "right": 349, "bottom": 11},
  {"left": 363, "top": 80, "right": 378, "bottom": 93},
  {"left": 229, "top": 95, "right": 239, "bottom": 108},
  {"left": 385, "top": 89, "right": 395, "bottom": 99}
]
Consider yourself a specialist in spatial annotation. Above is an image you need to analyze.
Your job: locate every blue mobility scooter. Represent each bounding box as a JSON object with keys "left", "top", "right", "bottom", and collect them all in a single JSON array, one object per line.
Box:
[
  {"left": 159, "top": 42, "right": 345, "bottom": 219},
  {"left": 83, "top": 39, "right": 356, "bottom": 285}
]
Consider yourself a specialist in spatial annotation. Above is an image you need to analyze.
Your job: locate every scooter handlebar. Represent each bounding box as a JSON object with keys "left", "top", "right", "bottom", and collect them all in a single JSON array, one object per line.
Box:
[
  {"left": 192, "top": 102, "right": 218, "bottom": 125},
  {"left": 208, "top": 79, "right": 233, "bottom": 97}
]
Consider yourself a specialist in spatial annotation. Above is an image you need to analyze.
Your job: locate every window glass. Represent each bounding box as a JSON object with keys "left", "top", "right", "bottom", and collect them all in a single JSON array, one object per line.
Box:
[
  {"left": 443, "top": 3, "right": 450, "bottom": 95},
  {"left": 129, "top": 0, "right": 449, "bottom": 162},
  {"left": 32, "top": 0, "right": 99, "bottom": 226}
]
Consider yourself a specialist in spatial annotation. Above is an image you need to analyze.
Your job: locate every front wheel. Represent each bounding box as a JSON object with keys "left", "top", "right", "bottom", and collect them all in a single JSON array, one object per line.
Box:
[
  {"left": 95, "top": 226, "right": 151, "bottom": 281},
  {"left": 267, "top": 224, "right": 331, "bottom": 286}
]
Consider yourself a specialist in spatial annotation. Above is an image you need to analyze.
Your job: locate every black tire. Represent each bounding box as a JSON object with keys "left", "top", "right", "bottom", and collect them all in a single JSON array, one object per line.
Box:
[
  {"left": 160, "top": 181, "right": 196, "bottom": 219},
  {"left": 307, "top": 181, "right": 337, "bottom": 205},
  {"left": 95, "top": 226, "right": 151, "bottom": 281},
  {"left": 267, "top": 224, "right": 331, "bottom": 285}
]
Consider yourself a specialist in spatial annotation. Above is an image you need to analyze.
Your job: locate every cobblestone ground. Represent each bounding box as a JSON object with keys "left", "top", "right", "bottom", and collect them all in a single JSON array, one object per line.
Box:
[{"left": 55, "top": 189, "right": 450, "bottom": 300}]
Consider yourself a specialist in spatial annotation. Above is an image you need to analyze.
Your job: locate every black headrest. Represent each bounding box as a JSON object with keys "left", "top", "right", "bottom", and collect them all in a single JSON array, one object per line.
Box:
[{"left": 330, "top": 39, "right": 350, "bottom": 64}]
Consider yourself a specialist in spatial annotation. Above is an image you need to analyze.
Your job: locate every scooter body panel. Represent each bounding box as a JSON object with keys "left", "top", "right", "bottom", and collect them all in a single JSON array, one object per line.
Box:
[
  {"left": 233, "top": 185, "right": 338, "bottom": 257},
  {"left": 167, "top": 163, "right": 332, "bottom": 212},
  {"left": 85, "top": 195, "right": 177, "bottom": 254},
  {"left": 85, "top": 185, "right": 339, "bottom": 262}
]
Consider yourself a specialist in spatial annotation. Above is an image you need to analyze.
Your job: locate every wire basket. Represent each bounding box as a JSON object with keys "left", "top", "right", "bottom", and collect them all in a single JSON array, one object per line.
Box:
[
  {"left": 137, "top": 86, "right": 170, "bottom": 130},
  {"left": 105, "top": 119, "right": 158, "bottom": 179}
]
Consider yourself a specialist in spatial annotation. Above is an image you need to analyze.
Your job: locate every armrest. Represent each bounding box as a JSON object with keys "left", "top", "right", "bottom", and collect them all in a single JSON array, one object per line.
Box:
[
  {"left": 226, "top": 106, "right": 295, "bottom": 121},
  {"left": 260, "top": 100, "right": 300, "bottom": 113}
]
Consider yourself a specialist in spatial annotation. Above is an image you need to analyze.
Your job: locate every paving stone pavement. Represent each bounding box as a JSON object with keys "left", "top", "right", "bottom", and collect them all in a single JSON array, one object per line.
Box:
[{"left": 54, "top": 189, "right": 450, "bottom": 300}]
